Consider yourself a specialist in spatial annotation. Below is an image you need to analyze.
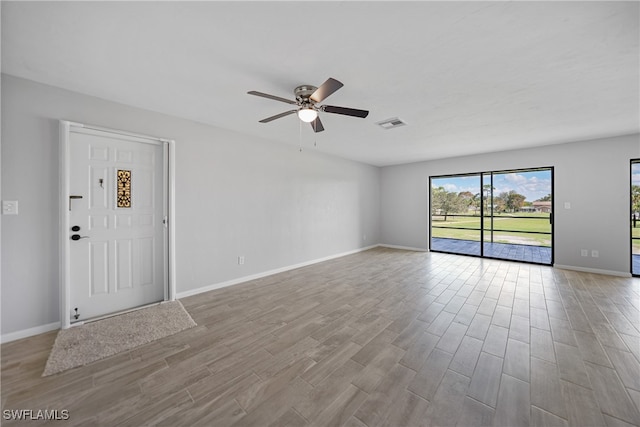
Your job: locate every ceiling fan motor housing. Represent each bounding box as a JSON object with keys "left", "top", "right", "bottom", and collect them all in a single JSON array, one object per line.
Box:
[{"left": 294, "top": 85, "right": 317, "bottom": 103}]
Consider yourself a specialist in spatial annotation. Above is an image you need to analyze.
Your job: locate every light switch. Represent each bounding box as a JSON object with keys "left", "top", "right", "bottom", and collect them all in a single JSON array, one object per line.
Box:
[
  {"left": 2, "top": 200, "right": 18, "bottom": 215},
  {"left": 564, "top": 202, "right": 571, "bottom": 209}
]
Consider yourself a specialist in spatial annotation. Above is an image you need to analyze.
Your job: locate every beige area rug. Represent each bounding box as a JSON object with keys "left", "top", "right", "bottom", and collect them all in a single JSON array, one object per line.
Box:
[{"left": 42, "top": 301, "right": 196, "bottom": 376}]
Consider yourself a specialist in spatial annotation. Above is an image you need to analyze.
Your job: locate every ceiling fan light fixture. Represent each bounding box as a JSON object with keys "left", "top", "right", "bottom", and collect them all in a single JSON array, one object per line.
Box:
[
  {"left": 298, "top": 108, "right": 318, "bottom": 123},
  {"left": 248, "top": 78, "right": 369, "bottom": 133}
]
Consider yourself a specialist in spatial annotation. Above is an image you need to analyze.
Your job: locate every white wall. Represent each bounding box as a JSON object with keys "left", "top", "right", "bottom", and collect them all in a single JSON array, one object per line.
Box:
[
  {"left": 1, "top": 74, "right": 381, "bottom": 338},
  {"left": 381, "top": 134, "right": 640, "bottom": 275}
]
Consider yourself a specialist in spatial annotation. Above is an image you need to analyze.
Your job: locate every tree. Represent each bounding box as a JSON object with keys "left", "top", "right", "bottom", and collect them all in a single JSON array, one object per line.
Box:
[
  {"left": 499, "top": 190, "right": 526, "bottom": 212},
  {"left": 632, "top": 185, "right": 640, "bottom": 227},
  {"left": 633, "top": 185, "right": 640, "bottom": 212},
  {"left": 536, "top": 193, "right": 552, "bottom": 202},
  {"left": 493, "top": 193, "right": 507, "bottom": 213},
  {"left": 458, "top": 191, "right": 476, "bottom": 213},
  {"left": 471, "top": 193, "right": 481, "bottom": 215},
  {"left": 432, "top": 186, "right": 462, "bottom": 221},
  {"left": 482, "top": 184, "right": 494, "bottom": 215}
]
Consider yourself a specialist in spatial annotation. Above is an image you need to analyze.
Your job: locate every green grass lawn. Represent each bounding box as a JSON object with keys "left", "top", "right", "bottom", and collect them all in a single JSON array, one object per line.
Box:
[
  {"left": 431, "top": 228, "right": 551, "bottom": 246},
  {"left": 431, "top": 215, "right": 640, "bottom": 250},
  {"left": 431, "top": 213, "right": 552, "bottom": 246}
]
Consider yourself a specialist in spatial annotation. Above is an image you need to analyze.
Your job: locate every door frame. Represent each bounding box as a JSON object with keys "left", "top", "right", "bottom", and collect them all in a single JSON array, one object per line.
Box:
[
  {"left": 631, "top": 159, "right": 639, "bottom": 277},
  {"left": 59, "top": 120, "right": 176, "bottom": 329}
]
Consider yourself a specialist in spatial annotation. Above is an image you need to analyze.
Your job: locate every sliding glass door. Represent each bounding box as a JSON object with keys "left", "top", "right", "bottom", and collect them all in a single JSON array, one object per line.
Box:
[
  {"left": 632, "top": 160, "right": 640, "bottom": 276},
  {"left": 483, "top": 169, "right": 553, "bottom": 264},
  {"left": 430, "top": 174, "right": 482, "bottom": 256},
  {"left": 430, "top": 167, "right": 553, "bottom": 265}
]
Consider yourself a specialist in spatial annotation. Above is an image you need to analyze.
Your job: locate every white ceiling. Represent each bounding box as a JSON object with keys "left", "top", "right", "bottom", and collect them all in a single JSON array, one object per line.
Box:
[{"left": 2, "top": 1, "right": 638, "bottom": 166}]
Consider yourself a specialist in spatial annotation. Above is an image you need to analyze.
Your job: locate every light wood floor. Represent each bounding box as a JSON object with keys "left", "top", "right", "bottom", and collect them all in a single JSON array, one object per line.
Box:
[{"left": 2, "top": 247, "right": 640, "bottom": 426}]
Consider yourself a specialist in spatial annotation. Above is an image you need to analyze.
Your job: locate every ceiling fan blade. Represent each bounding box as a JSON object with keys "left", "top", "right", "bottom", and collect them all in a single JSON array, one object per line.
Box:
[
  {"left": 310, "top": 78, "right": 344, "bottom": 103},
  {"left": 248, "top": 91, "right": 297, "bottom": 105},
  {"left": 259, "top": 110, "right": 297, "bottom": 123},
  {"left": 322, "top": 105, "right": 369, "bottom": 118},
  {"left": 310, "top": 116, "right": 325, "bottom": 133}
]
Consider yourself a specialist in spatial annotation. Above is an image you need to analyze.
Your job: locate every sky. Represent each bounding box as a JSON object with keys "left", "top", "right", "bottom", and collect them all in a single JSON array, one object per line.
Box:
[
  {"left": 633, "top": 162, "right": 640, "bottom": 186},
  {"left": 431, "top": 170, "right": 552, "bottom": 202}
]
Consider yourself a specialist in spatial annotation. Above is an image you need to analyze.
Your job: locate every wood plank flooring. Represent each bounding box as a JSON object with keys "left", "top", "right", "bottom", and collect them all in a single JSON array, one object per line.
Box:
[{"left": 2, "top": 247, "right": 640, "bottom": 426}]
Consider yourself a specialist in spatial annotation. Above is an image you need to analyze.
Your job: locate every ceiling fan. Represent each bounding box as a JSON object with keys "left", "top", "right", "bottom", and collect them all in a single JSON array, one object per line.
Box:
[{"left": 248, "top": 78, "right": 369, "bottom": 133}]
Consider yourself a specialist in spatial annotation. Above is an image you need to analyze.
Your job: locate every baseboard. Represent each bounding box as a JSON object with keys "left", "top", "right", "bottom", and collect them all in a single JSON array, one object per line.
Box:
[
  {"left": 176, "top": 245, "right": 380, "bottom": 299},
  {"left": 379, "top": 244, "right": 428, "bottom": 252},
  {"left": 554, "top": 264, "right": 631, "bottom": 278},
  {"left": 1, "top": 321, "right": 60, "bottom": 344}
]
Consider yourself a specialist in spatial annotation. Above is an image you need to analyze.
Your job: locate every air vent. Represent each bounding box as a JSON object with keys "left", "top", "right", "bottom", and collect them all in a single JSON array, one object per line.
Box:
[{"left": 376, "top": 117, "right": 407, "bottom": 130}]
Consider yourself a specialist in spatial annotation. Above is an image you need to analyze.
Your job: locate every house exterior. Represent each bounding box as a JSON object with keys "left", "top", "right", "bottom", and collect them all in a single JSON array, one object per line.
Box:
[{"left": 532, "top": 201, "right": 552, "bottom": 213}]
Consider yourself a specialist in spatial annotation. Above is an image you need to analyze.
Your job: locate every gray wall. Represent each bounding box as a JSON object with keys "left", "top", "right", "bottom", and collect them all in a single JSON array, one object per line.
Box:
[
  {"left": 381, "top": 134, "right": 640, "bottom": 275},
  {"left": 3, "top": 73, "right": 638, "bottom": 339},
  {"left": 1, "top": 74, "right": 381, "bottom": 337}
]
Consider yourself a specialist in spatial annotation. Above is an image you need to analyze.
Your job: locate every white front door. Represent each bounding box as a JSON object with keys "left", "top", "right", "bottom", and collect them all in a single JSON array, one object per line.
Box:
[{"left": 67, "top": 126, "right": 167, "bottom": 323}]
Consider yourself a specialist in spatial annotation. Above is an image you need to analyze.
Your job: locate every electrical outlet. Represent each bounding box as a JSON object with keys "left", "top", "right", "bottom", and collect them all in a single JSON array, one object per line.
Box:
[
  {"left": 2, "top": 200, "right": 18, "bottom": 215},
  {"left": 363, "top": 234, "right": 367, "bottom": 241},
  {"left": 591, "top": 250, "right": 599, "bottom": 258},
  {"left": 238, "top": 256, "right": 245, "bottom": 265},
  {"left": 581, "top": 249, "right": 588, "bottom": 257},
  {"left": 564, "top": 202, "right": 571, "bottom": 209}
]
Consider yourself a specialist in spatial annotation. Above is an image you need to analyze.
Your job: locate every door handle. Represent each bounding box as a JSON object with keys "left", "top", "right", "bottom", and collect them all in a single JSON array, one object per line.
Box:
[{"left": 70, "top": 234, "right": 89, "bottom": 241}]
